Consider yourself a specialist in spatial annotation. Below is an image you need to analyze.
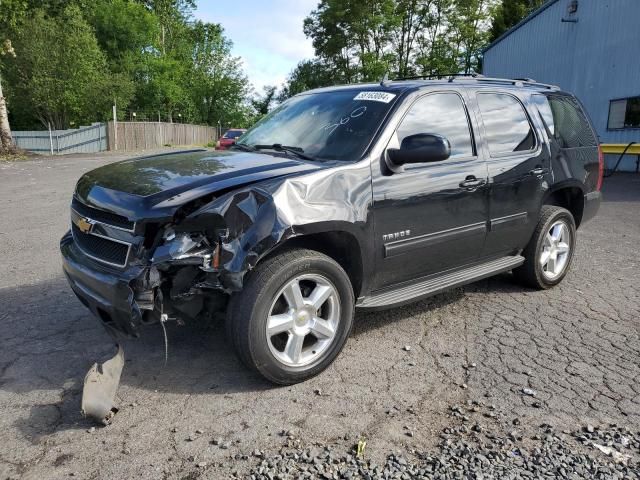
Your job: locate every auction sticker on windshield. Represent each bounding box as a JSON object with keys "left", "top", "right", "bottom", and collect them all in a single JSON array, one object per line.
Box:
[{"left": 353, "top": 91, "right": 396, "bottom": 103}]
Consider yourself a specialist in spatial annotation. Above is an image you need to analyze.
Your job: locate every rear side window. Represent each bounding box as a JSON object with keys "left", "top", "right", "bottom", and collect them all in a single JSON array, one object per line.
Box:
[
  {"left": 477, "top": 93, "right": 535, "bottom": 155},
  {"left": 532, "top": 94, "right": 555, "bottom": 136},
  {"left": 545, "top": 95, "right": 597, "bottom": 148},
  {"left": 396, "top": 92, "right": 474, "bottom": 158}
]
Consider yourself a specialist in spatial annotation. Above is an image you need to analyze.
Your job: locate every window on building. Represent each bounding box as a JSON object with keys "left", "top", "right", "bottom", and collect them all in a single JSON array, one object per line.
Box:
[
  {"left": 608, "top": 96, "right": 640, "bottom": 130},
  {"left": 477, "top": 93, "right": 535, "bottom": 155},
  {"left": 396, "top": 92, "right": 474, "bottom": 158}
]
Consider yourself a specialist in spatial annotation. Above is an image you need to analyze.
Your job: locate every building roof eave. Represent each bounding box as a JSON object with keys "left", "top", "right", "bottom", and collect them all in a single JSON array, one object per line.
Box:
[{"left": 482, "top": 0, "right": 561, "bottom": 54}]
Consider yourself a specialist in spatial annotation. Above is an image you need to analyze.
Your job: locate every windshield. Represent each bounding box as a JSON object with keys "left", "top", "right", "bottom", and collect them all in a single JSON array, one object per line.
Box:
[
  {"left": 238, "top": 89, "right": 398, "bottom": 161},
  {"left": 223, "top": 130, "right": 244, "bottom": 139}
]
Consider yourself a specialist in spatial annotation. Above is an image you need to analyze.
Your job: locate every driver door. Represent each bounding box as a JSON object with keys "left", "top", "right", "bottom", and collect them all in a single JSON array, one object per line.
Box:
[{"left": 371, "top": 90, "right": 489, "bottom": 290}]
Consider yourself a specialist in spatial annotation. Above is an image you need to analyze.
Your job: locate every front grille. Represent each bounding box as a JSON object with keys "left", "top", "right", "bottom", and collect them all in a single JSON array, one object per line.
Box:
[
  {"left": 72, "top": 197, "right": 134, "bottom": 231},
  {"left": 72, "top": 223, "right": 130, "bottom": 267}
]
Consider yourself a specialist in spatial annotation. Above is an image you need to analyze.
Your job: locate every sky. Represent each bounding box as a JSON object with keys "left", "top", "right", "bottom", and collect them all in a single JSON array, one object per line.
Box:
[{"left": 194, "top": 0, "right": 317, "bottom": 93}]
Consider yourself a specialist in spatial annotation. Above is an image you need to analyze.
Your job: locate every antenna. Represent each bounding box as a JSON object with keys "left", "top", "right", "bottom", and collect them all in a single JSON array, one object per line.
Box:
[{"left": 380, "top": 72, "right": 391, "bottom": 87}]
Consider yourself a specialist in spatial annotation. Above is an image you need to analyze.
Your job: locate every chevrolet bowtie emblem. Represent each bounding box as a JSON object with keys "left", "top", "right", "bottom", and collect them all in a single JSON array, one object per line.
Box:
[{"left": 76, "top": 217, "right": 94, "bottom": 234}]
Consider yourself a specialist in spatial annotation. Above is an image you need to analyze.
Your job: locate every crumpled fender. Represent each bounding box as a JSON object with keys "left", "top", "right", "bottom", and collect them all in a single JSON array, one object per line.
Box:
[{"left": 185, "top": 161, "right": 373, "bottom": 291}]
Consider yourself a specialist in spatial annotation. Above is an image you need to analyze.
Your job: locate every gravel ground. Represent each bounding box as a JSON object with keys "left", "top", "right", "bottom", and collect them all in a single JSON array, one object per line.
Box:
[{"left": 0, "top": 153, "right": 638, "bottom": 479}]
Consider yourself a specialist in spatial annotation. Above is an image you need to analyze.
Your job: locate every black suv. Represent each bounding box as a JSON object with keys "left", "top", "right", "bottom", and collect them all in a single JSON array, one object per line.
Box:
[{"left": 61, "top": 77, "right": 601, "bottom": 388}]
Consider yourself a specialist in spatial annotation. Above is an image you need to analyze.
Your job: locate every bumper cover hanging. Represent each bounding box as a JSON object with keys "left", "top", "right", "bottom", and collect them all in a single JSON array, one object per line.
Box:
[{"left": 81, "top": 345, "right": 125, "bottom": 425}]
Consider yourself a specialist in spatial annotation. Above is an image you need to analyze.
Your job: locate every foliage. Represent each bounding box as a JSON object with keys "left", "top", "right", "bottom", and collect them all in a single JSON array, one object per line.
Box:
[
  {"left": 489, "top": 0, "right": 545, "bottom": 42},
  {"left": 279, "top": 59, "right": 339, "bottom": 99},
  {"left": 2, "top": 5, "right": 132, "bottom": 129},
  {"left": 282, "top": 0, "right": 498, "bottom": 98},
  {"left": 188, "top": 21, "right": 252, "bottom": 127},
  {"left": 0, "top": 0, "right": 536, "bottom": 130},
  {"left": 251, "top": 86, "right": 278, "bottom": 121},
  {"left": 0, "top": 0, "right": 255, "bottom": 130}
]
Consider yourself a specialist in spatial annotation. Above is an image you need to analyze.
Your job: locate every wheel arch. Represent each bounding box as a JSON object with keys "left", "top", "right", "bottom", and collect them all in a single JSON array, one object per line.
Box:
[
  {"left": 542, "top": 182, "right": 585, "bottom": 228},
  {"left": 257, "top": 227, "right": 366, "bottom": 299}
]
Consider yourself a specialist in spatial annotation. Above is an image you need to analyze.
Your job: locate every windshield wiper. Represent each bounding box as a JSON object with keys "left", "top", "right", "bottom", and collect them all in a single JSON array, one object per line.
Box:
[
  {"left": 253, "top": 144, "right": 321, "bottom": 162},
  {"left": 230, "top": 143, "right": 257, "bottom": 152}
]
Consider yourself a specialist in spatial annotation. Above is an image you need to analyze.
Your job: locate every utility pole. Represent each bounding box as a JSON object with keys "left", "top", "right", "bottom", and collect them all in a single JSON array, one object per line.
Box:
[
  {"left": 112, "top": 102, "right": 118, "bottom": 151},
  {"left": 48, "top": 121, "right": 54, "bottom": 155}
]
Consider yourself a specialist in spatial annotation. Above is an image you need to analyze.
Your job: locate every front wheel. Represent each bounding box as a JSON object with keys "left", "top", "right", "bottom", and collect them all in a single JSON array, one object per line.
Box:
[
  {"left": 226, "top": 248, "right": 354, "bottom": 385},
  {"left": 513, "top": 205, "right": 576, "bottom": 289}
]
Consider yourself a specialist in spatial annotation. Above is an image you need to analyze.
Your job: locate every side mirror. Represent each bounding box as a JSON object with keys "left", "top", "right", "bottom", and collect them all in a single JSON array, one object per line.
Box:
[{"left": 387, "top": 133, "right": 451, "bottom": 166}]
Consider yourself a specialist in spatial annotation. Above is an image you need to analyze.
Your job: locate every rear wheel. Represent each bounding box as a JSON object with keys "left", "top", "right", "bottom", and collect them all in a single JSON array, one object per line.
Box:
[
  {"left": 513, "top": 205, "right": 576, "bottom": 289},
  {"left": 227, "top": 248, "right": 354, "bottom": 384}
]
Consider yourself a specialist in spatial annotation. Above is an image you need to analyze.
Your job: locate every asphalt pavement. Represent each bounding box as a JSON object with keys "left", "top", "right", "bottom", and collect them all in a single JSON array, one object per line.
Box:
[{"left": 0, "top": 152, "right": 638, "bottom": 479}]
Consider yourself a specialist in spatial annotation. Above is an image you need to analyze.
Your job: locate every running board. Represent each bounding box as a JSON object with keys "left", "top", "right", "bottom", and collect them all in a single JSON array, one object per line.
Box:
[{"left": 357, "top": 255, "right": 524, "bottom": 310}]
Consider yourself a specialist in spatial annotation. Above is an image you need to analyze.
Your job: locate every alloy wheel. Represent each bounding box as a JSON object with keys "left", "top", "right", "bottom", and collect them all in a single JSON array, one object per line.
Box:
[
  {"left": 540, "top": 220, "right": 571, "bottom": 280},
  {"left": 266, "top": 274, "right": 341, "bottom": 367}
]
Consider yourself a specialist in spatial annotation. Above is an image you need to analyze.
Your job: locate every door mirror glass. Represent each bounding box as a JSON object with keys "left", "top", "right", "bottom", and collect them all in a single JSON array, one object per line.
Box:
[{"left": 387, "top": 133, "right": 451, "bottom": 166}]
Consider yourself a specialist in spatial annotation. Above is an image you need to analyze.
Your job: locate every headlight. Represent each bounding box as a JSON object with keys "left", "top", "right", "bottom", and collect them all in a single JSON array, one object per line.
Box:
[{"left": 151, "top": 233, "right": 208, "bottom": 264}]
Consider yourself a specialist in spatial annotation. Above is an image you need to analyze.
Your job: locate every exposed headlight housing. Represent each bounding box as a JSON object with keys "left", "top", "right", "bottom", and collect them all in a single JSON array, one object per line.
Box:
[{"left": 152, "top": 232, "right": 211, "bottom": 265}]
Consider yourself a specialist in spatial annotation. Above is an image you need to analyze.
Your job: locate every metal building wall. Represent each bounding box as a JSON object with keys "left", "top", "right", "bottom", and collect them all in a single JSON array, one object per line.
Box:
[{"left": 483, "top": 0, "right": 640, "bottom": 171}]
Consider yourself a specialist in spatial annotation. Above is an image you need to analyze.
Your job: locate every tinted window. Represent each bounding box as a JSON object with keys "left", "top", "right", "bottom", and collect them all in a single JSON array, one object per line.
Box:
[
  {"left": 477, "top": 93, "right": 535, "bottom": 155},
  {"left": 548, "top": 95, "right": 597, "bottom": 148},
  {"left": 532, "top": 94, "right": 555, "bottom": 136},
  {"left": 396, "top": 93, "right": 474, "bottom": 158}
]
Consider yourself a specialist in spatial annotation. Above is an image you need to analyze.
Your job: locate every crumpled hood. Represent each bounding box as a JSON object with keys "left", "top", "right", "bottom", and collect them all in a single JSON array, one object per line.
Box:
[{"left": 74, "top": 149, "right": 326, "bottom": 221}]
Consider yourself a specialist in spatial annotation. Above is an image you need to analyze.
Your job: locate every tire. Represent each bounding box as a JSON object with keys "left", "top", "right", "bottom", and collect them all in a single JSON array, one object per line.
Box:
[
  {"left": 226, "top": 248, "right": 355, "bottom": 385},
  {"left": 513, "top": 205, "right": 576, "bottom": 289}
]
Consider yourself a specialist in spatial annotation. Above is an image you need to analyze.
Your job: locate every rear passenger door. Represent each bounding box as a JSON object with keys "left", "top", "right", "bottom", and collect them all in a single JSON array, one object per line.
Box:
[
  {"left": 471, "top": 91, "right": 551, "bottom": 258},
  {"left": 533, "top": 94, "right": 600, "bottom": 192}
]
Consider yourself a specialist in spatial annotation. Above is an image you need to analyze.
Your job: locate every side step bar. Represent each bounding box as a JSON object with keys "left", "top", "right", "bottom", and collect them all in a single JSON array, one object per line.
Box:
[{"left": 357, "top": 255, "right": 524, "bottom": 310}]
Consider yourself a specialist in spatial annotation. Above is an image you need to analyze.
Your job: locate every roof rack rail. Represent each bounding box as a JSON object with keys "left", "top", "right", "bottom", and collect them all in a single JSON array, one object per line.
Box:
[
  {"left": 395, "top": 73, "right": 484, "bottom": 81},
  {"left": 392, "top": 73, "right": 559, "bottom": 90}
]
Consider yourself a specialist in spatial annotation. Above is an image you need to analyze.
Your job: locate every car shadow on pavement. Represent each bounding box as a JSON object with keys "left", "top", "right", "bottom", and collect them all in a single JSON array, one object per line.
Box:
[
  {"left": 0, "top": 277, "right": 271, "bottom": 441},
  {"left": 353, "top": 272, "right": 525, "bottom": 336},
  {"left": 0, "top": 272, "right": 527, "bottom": 441}
]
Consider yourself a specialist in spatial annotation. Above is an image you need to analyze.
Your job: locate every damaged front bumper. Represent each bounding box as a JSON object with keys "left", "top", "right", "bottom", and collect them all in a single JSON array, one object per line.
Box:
[
  {"left": 62, "top": 230, "right": 225, "bottom": 424},
  {"left": 61, "top": 232, "right": 148, "bottom": 338}
]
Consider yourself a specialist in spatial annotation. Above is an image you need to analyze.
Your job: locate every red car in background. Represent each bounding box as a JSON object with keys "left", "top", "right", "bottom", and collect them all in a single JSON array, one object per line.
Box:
[{"left": 216, "top": 129, "right": 247, "bottom": 150}]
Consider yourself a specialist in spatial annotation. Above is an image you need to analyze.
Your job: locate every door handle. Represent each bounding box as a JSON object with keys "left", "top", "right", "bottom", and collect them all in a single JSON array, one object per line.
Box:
[
  {"left": 529, "top": 167, "right": 547, "bottom": 176},
  {"left": 459, "top": 176, "right": 486, "bottom": 188}
]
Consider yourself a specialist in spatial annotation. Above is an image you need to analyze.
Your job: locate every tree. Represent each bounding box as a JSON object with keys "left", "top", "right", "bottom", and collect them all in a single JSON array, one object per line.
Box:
[
  {"left": 489, "top": 0, "right": 545, "bottom": 42},
  {"left": 300, "top": 0, "right": 499, "bottom": 84},
  {"left": 187, "top": 21, "right": 252, "bottom": 127},
  {"left": 450, "top": 0, "right": 494, "bottom": 74},
  {"left": 0, "top": 40, "right": 16, "bottom": 152},
  {"left": 85, "top": 0, "right": 158, "bottom": 74},
  {"left": 3, "top": 5, "right": 133, "bottom": 129},
  {"left": 392, "top": 0, "right": 432, "bottom": 78},
  {"left": 304, "top": 0, "right": 399, "bottom": 82},
  {"left": 280, "top": 59, "right": 337, "bottom": 99},
  {"left": 251, "top": 85, "right": 277, "bottom": 121},
  {"left": 139, "top": 0, "right": 196, "bottom": 55}
]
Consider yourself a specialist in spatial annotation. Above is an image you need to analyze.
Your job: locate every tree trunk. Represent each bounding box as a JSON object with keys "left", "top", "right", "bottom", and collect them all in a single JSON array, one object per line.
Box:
[{"left": 0, "top": 77, "right": 14, "bottom": 152}]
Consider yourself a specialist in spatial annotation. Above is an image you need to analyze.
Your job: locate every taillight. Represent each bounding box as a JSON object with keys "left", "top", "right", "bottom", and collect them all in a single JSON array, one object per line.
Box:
[{"left": 596, "top": 145, "right": 604, "bottom": 191}]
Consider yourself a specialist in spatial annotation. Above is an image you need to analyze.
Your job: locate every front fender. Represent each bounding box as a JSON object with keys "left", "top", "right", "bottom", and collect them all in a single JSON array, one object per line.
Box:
[{"left": 185, "top": 162, "right": 373, "bottom": 291}]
